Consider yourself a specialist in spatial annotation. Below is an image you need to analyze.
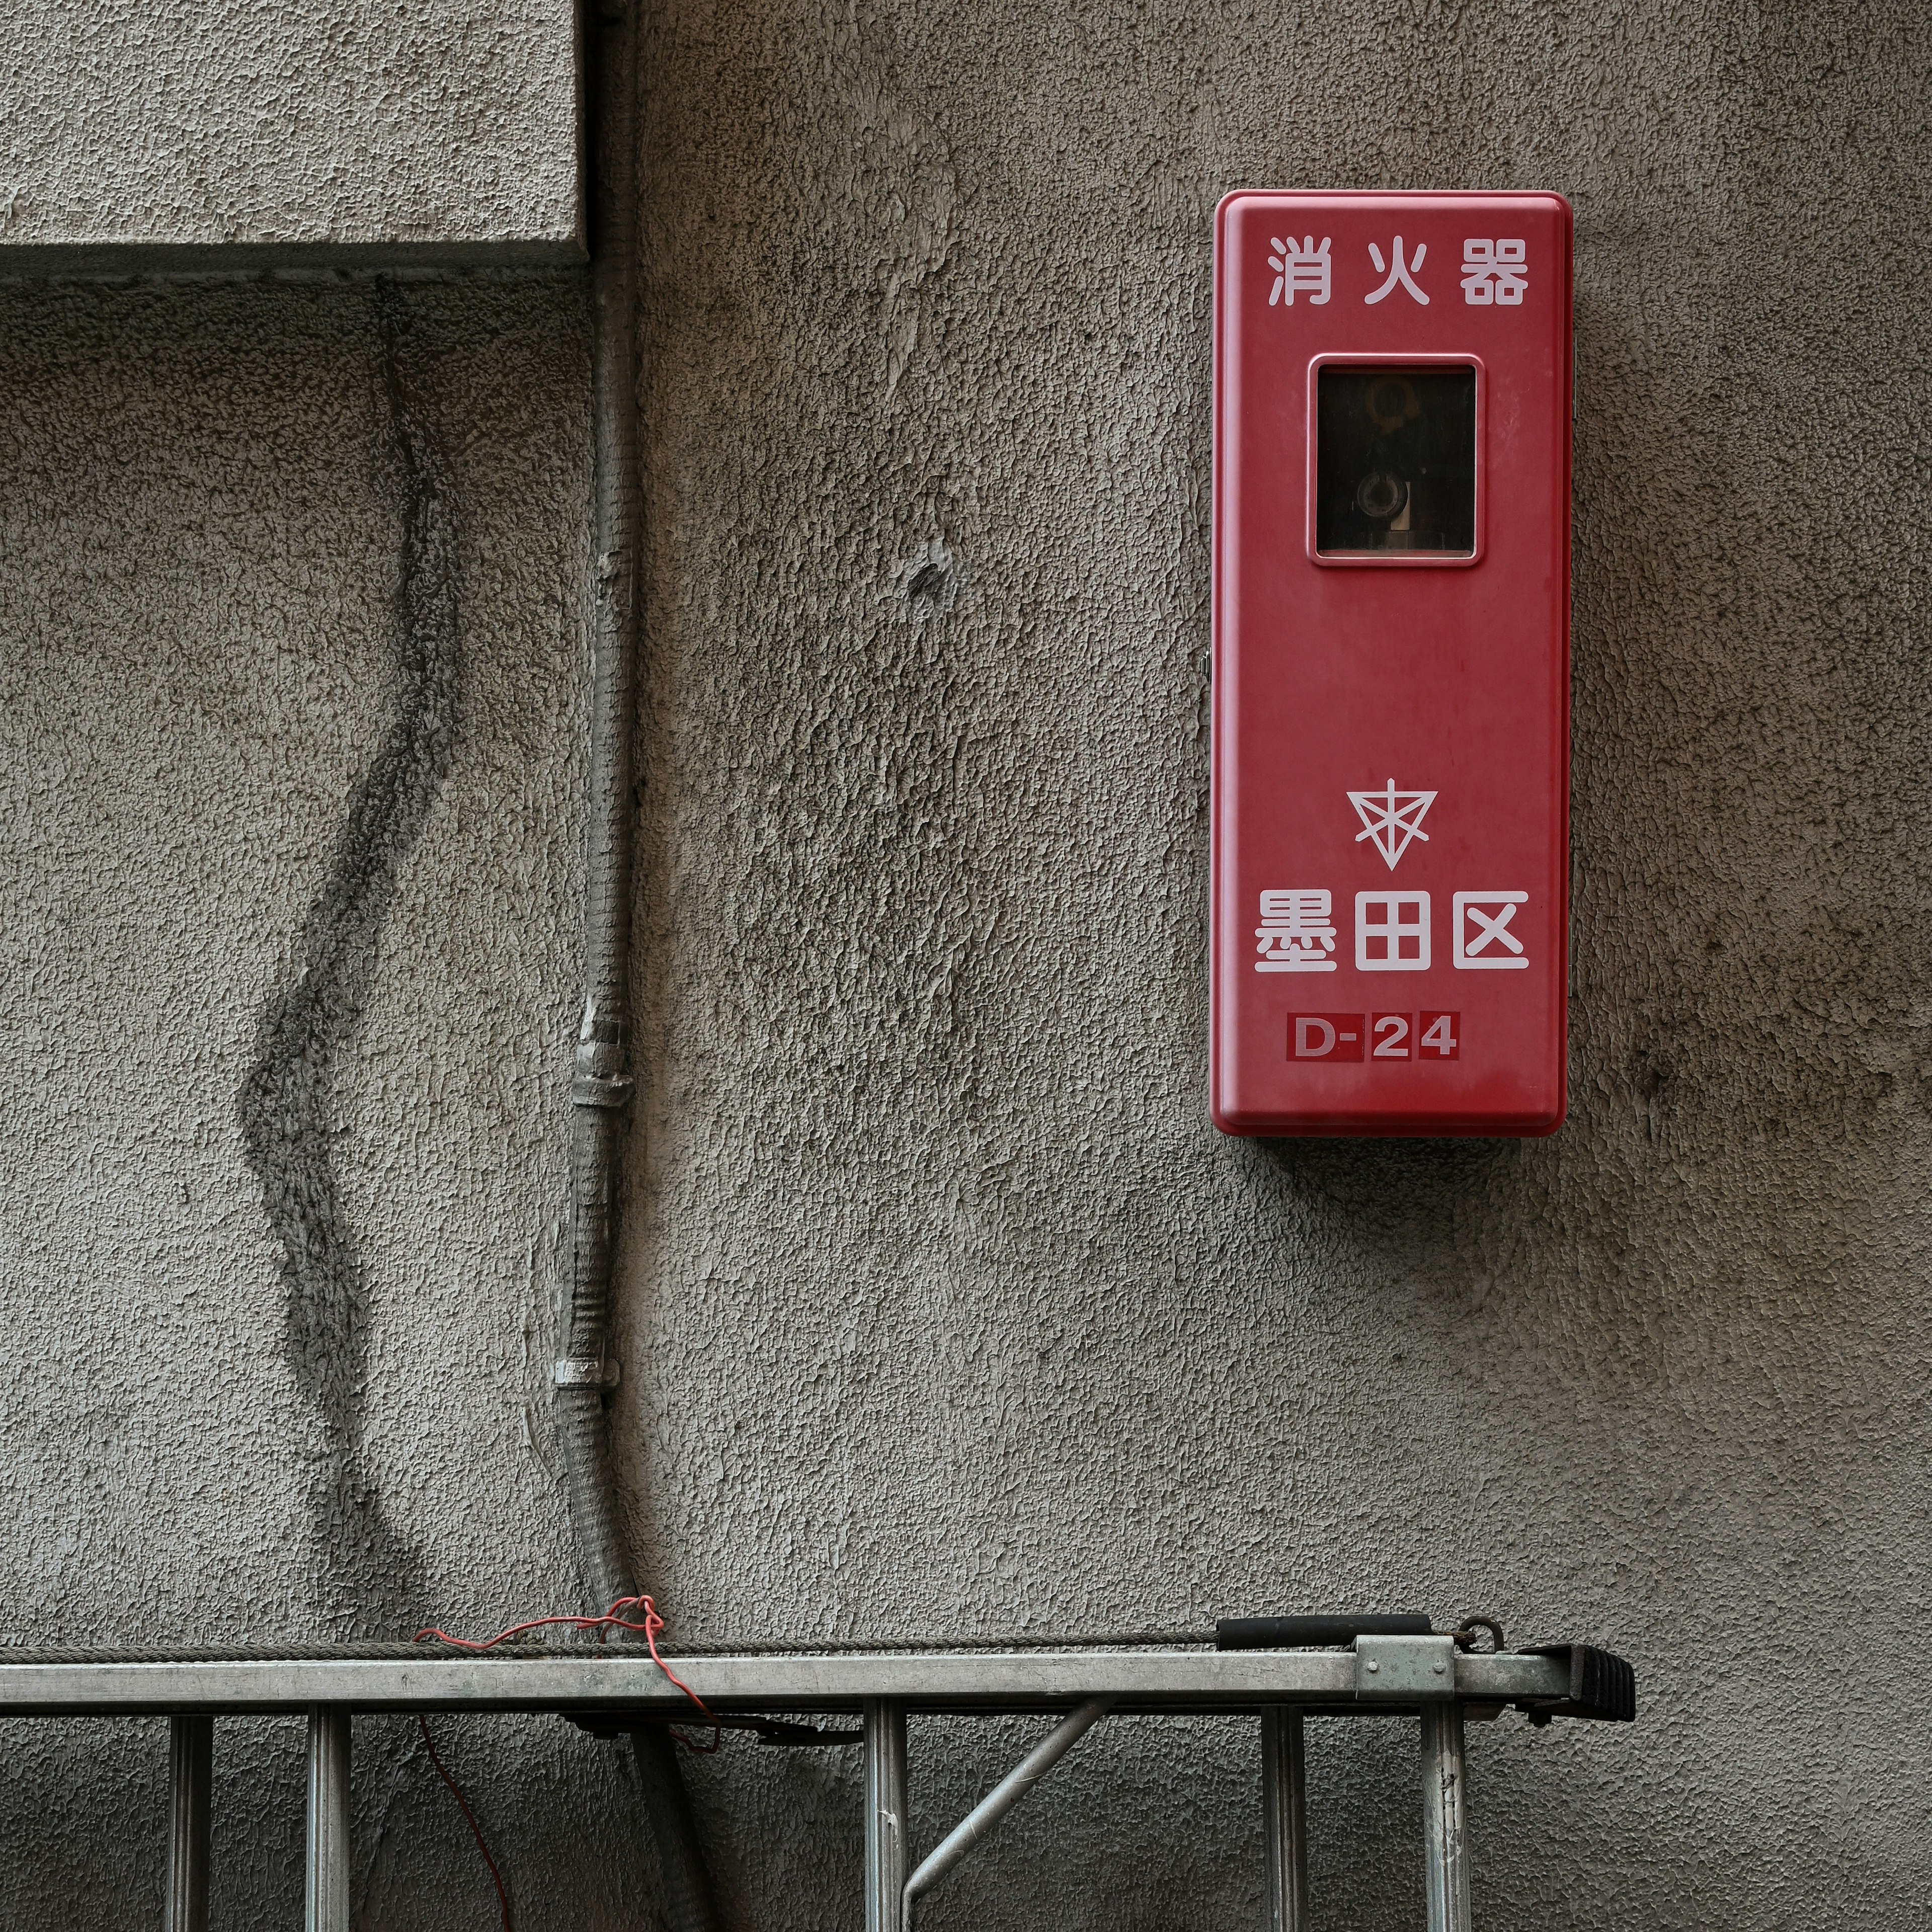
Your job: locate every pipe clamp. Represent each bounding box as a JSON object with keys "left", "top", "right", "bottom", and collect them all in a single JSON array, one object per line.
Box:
[
  {"left": 554, "top": 1357, "right": 622, "bottom": 1390},
  {"left": 571, "top": 1072, "right": 634, "bottom": 1109}
]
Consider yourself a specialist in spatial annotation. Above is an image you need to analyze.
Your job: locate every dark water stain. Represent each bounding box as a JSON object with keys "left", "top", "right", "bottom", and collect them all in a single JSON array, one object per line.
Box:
[{"left": 236, "top": 286, "right": 463, "bottom": 1635}]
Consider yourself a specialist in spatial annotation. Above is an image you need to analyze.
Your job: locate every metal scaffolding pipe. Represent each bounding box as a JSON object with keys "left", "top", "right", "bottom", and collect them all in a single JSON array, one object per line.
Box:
[
  {"left": 904, "top": 1697, "right": 1113, "bottom": 1912},
  {"left": 865, "top": 1701, "right": 910, "bottom": 1932},
  {"left": 163, "top": 1714, "right": 212, "bottom": 1932},
  {"left": 1420, "top": 1703, "right": 1471, "bottom": 1932},
  {"left": 1262, "top": 1705, "right": 1309, "bottom": 1932},
  {"left": 303, "top": 1706, "right": 350, "bottom": 1932}
]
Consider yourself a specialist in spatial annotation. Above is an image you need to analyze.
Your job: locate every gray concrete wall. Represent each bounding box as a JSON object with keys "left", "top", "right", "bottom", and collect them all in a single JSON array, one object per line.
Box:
[
  {"left": 1, "top": 1, "right": 581, "bottom": 265},
  {"left": 2, "top": 1, "right": 1928, "bottom": 1926}
]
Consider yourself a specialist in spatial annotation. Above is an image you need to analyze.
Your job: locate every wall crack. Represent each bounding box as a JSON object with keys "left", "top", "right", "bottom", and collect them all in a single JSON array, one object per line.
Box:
[{"left": 235, "top": 287, "right": 462, "bottom": 1635}]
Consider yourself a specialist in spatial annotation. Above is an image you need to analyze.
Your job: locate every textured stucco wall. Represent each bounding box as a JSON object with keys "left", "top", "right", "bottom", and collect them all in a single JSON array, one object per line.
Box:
[
  {"left": 3, "top": 0, "right": 1930, "bottom": 1927},
  {"left": 0, "top": 0, "right": 581, "bottom": 266}
]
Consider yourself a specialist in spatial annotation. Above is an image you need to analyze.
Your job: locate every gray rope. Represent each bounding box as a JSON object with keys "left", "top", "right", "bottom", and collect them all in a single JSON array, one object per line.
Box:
[{"left": 0, "top": 1629, "right": 1216, "bottom": 1667}]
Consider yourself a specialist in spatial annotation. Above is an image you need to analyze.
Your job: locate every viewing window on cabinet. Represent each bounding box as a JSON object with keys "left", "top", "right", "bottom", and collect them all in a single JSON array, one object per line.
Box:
[{"left": 1314, "top": 364, "right": 1477, "bottom": 556}]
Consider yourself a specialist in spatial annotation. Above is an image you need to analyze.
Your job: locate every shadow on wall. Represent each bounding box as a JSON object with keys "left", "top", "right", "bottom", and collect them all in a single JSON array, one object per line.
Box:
[
  {"left": 1254, "top": 1133, "right": 1532, "bottom": 1261},
  {"left": 234, "top": 285, "right": 463, "bottom": 1636}
]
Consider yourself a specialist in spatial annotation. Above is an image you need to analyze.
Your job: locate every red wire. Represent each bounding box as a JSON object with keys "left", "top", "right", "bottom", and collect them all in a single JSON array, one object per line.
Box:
[
  {"left": 417, "top": 1715, "right": 513, "bottom": 1932},
  {"left": 415, "top": 1593, "right": 721, "bottom": 1753}
]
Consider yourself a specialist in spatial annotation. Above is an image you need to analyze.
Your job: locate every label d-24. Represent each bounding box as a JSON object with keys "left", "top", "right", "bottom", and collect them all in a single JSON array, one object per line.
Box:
[{"left": 1289, "top": 1012, "right": 1461, "bottom": 1061}]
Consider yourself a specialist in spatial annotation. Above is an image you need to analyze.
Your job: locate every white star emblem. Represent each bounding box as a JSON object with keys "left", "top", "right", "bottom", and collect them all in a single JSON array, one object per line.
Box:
[{"left": 1348, "top": 781, "right": 1437, "bottom": 870}]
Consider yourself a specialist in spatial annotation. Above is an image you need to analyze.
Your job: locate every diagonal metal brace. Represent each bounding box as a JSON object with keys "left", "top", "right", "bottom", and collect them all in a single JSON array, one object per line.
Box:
[{"left": 903, "top": 1697, "right": 1113, "bottom": 1915}]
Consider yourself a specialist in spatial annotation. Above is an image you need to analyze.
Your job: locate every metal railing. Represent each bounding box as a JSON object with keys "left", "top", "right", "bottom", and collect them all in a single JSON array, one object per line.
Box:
[{"left": 0, "top": 1636, "right": 1632, "bottom": 1932}]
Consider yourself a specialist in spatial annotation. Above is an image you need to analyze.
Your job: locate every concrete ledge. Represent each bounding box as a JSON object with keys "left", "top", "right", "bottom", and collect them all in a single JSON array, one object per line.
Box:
[
  {"left": 2, "top": 0, "right": 582, "bottom": 272},
  {"left": 0, "top": 238, "right": 588, "bottom": 283}
]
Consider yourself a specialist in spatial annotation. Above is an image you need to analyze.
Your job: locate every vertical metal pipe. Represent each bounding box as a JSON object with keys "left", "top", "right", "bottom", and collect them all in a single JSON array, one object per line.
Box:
[
  {"left": 864, "top": 1700, "right": 909, "bottom": 1932},
  {"left": 1419, "top": 1704, "right": 1471, "bottom": 1932},
  {"left": 163, "top": 1714, "right": 212, "bottom": 1932},
  {"left": 1261, "top": 1706, "right": 1308, "bottom": 1932},
  {"left": 304, "top": 1706, "right": 351, "bottom": 1932},
  {"left": 553, "top": 1, "right": 723, "bottom": 1923},
  {"left": 556, "top": 0, "right": 647, "bottom": 1624},
  {"left": 629, "top": 1725, "right": 722, "bottom": 1932}
]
